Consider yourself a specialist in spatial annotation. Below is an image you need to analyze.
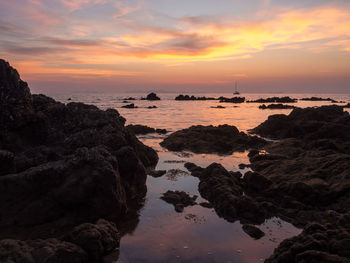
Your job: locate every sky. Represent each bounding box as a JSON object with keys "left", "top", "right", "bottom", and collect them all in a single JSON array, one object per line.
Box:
[{"left": 0, "top": 0, "right": 350, "bottom": 93}]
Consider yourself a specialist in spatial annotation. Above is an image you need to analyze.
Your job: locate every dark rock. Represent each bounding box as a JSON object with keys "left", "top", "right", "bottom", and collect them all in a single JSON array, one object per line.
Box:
[
  {"left": 147, "top": 105, "right": 157, "bottom": 109},
  {"left": 63, "top": 219, "right": 119, "bottom": 260},
  {"left": 199, "top": 202, "right": 213, "bottom": 208},
  {"left": 160, "top": 190, "right": 197, "bottom": 212},
  {"left": 219, "top": 96, "right": 245, "bottom": 103},
  {"left": 145, "top": 92, "right": 160, "bottom": 100},
  {"left": 210, "top": 105, "right": 226, "bottom": 108},
  {"left": 149, "top": 170, "right": 166, "bottom": 178},
  {"left": 251, "top": 105, "right": 350, "bottom": 140},
  {"left": 242, "top": 224, "right": 265, "bottom": 239},
  {"left": 0, "top": 238, "right": 88, "bottom": 263},
  {"left": 343, "top": 103, "right": 350, "bottom": 108},
  {"left": 247, "top": 96, "right": 297, "bottom": 103},
  {"left": 121, "top": 103, "right": 137, "bottom": 108},
  {"left": 126, "top": 124, "right": 167, "bottom": 135},
  {"left": 300, "top": 97, "right": 338, "bottom": 103},
  {"left": 0, "top": 150, "right": 14, "bottom": 175},
  {"left": 259, "top": 104, "right": 296, "bottom": 110},
  {"left": 175, "top": 94, "right": 216, "bottom": 101},
  {"left": 186, "top": 162, "right": 266, "bottom": 224},
  {"left": 160, "top": 125, "right": 266, "bottom": 154},
  {"left": 238, "top": 163, "right": 250, "bottom": 169},
  {"left": 0, "top": 59, "right": 158, "bottom": 228}
]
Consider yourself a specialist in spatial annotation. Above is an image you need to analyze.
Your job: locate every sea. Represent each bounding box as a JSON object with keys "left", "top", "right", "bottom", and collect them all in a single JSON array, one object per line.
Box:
[{"left": 50, "top": 92, "right": 350, "bottom": 263}]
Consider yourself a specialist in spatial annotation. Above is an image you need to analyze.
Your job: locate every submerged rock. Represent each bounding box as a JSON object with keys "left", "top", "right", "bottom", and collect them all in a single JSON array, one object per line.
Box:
[
  {"left": 242, "top": 224, "right": 265, "bottom": 239},
  {"left": 160, "top": 125, "right": 266, "bottom": 154},
  {"left": 126, "top": 124, "right": 167, "bottom": 135},
  {"left": 160, "top": 190, "right": 197, "bottom": 213}
]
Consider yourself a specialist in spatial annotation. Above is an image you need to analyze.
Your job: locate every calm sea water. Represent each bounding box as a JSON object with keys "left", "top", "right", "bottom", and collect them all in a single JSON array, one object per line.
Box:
[{"left": 51, "top": 92, "right": 350, "bottom": 263}]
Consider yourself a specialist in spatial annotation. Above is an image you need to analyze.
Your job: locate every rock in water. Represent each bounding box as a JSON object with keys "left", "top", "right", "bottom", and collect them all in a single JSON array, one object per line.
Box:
[
  {"left": 242, "top": 224, "right": 265, "bottom": 239},
  {"left": 160, "top": 190, "right": 197, "bottom": 212},
  {"left": 145, "top": 92, "right": 160, "bottom": 100},
  {"left": 0, "top": 58, "right": 158, "bottom": 227},
  {"left": 160, "top": 125, "right": 266, "bottom": 154}
]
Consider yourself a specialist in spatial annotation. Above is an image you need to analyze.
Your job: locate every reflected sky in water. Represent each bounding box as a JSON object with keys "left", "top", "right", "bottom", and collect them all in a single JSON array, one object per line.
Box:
[{"left": 52, "top": 93, "right": 350, "bottom": 263}]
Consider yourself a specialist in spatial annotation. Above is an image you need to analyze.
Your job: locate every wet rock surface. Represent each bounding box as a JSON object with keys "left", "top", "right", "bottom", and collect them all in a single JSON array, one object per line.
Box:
[
  {"left": 160, "top": 125, "right": 266, "bottom": 154},
  {"left": 126, "top": 124, "right": 167, "bottom": 135},
  {"left": 148, "top": 169, "right": 167, "bottom": 178},
  {"left": 160, "top": 190, "right": 197, "bottom": 213}
]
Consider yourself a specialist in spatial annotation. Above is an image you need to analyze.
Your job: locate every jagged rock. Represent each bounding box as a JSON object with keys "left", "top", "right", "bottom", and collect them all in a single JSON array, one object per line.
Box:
[
  {"left": 0, "top": 59, "right": 158, "bottom": 228},
  {"left": 300, "top": 97, "right": 338, "bottom": 103},
  {"left": 160, "top": 125, "right": 266, "bottom": 154}
]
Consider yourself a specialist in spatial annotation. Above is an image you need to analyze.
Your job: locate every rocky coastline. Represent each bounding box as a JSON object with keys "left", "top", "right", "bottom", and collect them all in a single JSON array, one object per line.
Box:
[{"left": 0, "top": 59, "right": 158, "bottom": 262}]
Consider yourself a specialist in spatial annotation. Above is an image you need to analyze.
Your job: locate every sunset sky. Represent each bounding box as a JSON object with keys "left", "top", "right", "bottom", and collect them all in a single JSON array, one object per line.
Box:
[{"left": 1, "top": 0, "right": 350, "bottom": 93}]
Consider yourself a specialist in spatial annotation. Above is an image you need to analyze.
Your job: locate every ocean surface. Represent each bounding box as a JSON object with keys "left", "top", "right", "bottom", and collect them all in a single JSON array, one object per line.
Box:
[{"left": 51, "top": 93, "right": 350, "bottom": 263}]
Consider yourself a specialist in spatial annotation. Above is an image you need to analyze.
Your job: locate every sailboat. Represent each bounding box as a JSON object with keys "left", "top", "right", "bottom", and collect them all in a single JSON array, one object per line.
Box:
[{"left": 233, "top": 81, "right": 240, "bottom": 95}]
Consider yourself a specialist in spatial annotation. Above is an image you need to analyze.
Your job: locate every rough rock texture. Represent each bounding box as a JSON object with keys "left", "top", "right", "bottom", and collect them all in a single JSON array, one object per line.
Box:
[
  {"left": 126, "top": 124, "right": 167, "bottom": 135},
  {"left": 185, "top": 162, "right": 268, "bottom": 224},
  {"left": 0, "top": 59, "right": 158, "bottom": 227},
  {"left": 160, "top": 125, "right": 266, "bottom": 154},
  {"left": 160, "top": 190, "right": 197, "bottom": 213},
  {"left": 63, "top": 219, "right": 119, "bottom": 260},
  {"left": 259, "top": 104, "right": 296, "bottom": 110},
  {"left": 266, "top": 220, "right": 350, "bottom": 263},
  {"left": 248, "top": 105, "right": 350, "bottom": 262},
  {"left": 0, "top": 220, "right": 120, "bottom": 263},
  {"left": 247, "top": 96, "right": 297, "bottom": 103}
]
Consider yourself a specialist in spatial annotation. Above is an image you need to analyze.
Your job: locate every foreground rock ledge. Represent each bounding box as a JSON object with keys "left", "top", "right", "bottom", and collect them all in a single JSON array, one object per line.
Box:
[
  {"left": 160, "top": 125, "right": 266, "bottom": 154},
  {"left": 0, "top": 59, "right": 159, "bottom": 260}
]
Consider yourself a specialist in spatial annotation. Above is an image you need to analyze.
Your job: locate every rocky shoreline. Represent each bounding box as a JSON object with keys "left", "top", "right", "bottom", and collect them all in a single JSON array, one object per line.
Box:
[
  {"left": 1, "top": 58, "right": 349, "bottom": 262},
  {"left": 0, "top": 59, "right": 158, "bottom": 262}
]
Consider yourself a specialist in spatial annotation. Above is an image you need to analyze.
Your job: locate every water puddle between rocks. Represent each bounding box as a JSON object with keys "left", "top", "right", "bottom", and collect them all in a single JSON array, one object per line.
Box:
[{"left": 116, "top": 135, "right": 301, "bottom": 263}]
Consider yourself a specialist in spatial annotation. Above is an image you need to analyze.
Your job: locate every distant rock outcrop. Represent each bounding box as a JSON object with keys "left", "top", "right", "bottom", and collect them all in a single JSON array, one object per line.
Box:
[
  {"left": 247, "top": 96, "right": 297, "bottom": 103},
  {"left": 145, "top": 92, "right": 160, "bottom": 100}
]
